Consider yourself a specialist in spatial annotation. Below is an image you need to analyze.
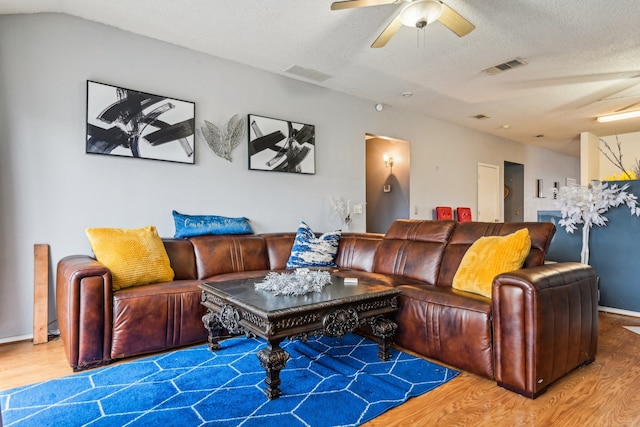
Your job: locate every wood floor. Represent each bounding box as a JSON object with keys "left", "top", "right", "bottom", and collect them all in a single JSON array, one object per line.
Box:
[{"left": 2, "top": 312, "right": 640, "bottom": 426}]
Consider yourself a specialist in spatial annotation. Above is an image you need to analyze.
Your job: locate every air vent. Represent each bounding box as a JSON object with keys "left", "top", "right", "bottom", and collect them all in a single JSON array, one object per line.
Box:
[
  {"left": 482, "top": 58, "right": 528, "bottom": 76},
  {"left": 472, "top": 114, "right": 490, "bottom": 120},
  {"left": 285, "top": 65, "right": 332, "bottom": 83}
]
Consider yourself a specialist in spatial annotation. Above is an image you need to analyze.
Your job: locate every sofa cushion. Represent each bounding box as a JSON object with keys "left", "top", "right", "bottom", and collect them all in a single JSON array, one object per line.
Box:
[
  {"left": 335, "top": 233, "right": 383, "bottom": 272},
  {"left": 162, "top": 238, "right": 197, "bottom": 280},
  {"left": 172, "top": 210, "right": 253, "bottom": 238},
  {"left": 373, "top": 220, "right": 456, "bottom": 284},
  {"left": 437, "top": 222, "right": 554, "bottom": 287},
  {"left": 111, "top": 280, "right": 207, "bottom": 358},
  {"left": 262, "top": 233, "right": 297, "bottom": 270},
  {"left": 190, "top": 234, "right": 270, "bottom": 279},
  {"left": 393, "top": 283, "right": 494, "bottom": 378},
  {"left": 452, "top": 228, "right": 531, "bottom": 298},
  {"left": 86, "top": 226, "right": 175, "bottom": 291},
  {"left": 286, "top": 222, "right": 341, "bottom": 269}
]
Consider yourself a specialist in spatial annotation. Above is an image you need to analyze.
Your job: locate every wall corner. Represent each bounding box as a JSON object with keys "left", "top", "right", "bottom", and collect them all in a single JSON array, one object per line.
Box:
[{"left": 580, "top": 132, "right": 600, "bottom": 184}]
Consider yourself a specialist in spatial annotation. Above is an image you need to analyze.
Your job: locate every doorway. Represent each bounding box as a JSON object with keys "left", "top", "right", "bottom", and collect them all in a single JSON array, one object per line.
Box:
[
  {"left": 477, "top": 163, "right": 501, "bottom": 222},
  {"left": 504, "top": 161, "right": 524, "bottom": 222},
  {"left": 365, "top": 134, "right": 410, "bottom": 233}
]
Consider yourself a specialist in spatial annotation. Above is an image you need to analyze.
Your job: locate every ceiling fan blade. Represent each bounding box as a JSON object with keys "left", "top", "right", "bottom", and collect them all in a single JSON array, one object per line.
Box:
[
  {"left": 331, "top": 0, "right": 401, "bottom": 11},
  {"left": 371, "top": 12, "right": 403, "bottom": 48},
  {"left": 438, "top": 3, "right": 475, "bottom": 37}
]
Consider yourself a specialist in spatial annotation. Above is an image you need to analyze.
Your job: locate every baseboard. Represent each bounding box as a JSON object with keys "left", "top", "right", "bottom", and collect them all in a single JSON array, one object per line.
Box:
[
  {"left": 0, "top": 333, "right": 33, "bottom": 345},
  {"left": 598, "top": 306, "right": 640, "bottom": 318}
]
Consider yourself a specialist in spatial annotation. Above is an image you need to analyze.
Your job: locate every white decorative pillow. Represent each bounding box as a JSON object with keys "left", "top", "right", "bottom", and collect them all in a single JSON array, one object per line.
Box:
[{"left": 286, "top": 222, "right": 341, "bottom": 269}]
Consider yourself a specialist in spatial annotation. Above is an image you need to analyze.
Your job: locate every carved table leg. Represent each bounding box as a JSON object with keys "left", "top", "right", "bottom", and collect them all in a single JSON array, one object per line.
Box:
[
  {"left": 257, "top": 339, "right": 290, "bottom": 400},
  {"left": 369, "top": 315, "right": 397, "bottom": 361},
  {"left": 202, "top": 309, "right": 223, "bottom": 351}
]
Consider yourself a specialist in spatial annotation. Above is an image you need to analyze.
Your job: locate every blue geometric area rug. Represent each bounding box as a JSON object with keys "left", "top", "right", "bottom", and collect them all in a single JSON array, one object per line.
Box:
[{"left": 0, "top": 334, "right": 459, "bottom": 427}]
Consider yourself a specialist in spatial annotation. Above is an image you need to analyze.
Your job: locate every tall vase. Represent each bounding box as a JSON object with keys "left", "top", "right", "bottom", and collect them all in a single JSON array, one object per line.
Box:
[{"left": 581, "top": 223, "right": 590, "bottom": 264}]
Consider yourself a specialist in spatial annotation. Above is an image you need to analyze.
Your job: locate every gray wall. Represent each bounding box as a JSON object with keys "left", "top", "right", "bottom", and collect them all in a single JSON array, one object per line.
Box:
[
  {"left": 0, "top": 13, "right": 580, "bottom": 341},
  {"left": 366, "top": 137, "right": 410, "bottom": 233}
]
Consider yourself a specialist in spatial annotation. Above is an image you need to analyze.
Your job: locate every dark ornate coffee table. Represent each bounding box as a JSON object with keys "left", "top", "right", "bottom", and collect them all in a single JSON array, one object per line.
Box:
[{"left": 199, "top": 274, "right": 399, "bottom": 400}]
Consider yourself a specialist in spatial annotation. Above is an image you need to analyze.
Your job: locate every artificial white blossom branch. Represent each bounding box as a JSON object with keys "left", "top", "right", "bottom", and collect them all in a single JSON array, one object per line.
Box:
[{"left": 553, "top": 181, "right": 640, "bottom": 264}]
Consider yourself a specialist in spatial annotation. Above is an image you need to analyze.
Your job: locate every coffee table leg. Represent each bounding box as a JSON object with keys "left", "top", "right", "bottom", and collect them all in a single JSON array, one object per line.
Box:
[
  {"left": 370, "top": 316, "right": 397, "bottom": 361},
  {"left": 257, "top": 339, "right": 290, "bottom": 400},
  {"left": 202, "top": 309, "right": 223, "bottom": 351}
]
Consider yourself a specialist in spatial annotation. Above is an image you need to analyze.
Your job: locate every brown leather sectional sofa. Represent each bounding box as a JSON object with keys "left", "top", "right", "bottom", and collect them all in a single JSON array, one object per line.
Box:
[{"left": 56, "top": 219, "right": 598, "bottom": 398}]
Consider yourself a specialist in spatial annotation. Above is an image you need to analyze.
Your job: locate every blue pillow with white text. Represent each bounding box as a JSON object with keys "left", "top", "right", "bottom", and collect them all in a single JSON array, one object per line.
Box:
[
  {"left": 172, "top": 210, "right": 253, "bottom": 238},
  {"left": 286, "top": 222, "right": 341, "bottom": 269}
]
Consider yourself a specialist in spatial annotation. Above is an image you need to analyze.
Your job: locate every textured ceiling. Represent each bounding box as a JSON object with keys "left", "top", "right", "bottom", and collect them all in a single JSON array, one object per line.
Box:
[{"left": 3, "top": 0, "right": 640, "bottom": 157}]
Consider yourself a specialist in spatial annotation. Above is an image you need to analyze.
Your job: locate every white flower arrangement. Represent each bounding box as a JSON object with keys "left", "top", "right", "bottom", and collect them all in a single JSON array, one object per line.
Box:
[
  {"left": 329, "top": 196, "right": 356, "bottom": 230},
  {"left": 553, "top": 181, "right": 640, "bottom": 264}
]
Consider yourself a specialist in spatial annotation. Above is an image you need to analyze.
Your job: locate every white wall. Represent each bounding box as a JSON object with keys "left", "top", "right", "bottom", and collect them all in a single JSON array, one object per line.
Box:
[
  {"left": 407, "top": 119, "right": 579, "bottom": 222},
  {"left": 581, "top": 131, "right": 601, "bottom": 184},
  {"left": 0, "top": 13, "right": 580, "bottom": 341},
  {"left": 580, "top": 130, "right": 640, "bottom": 182}
]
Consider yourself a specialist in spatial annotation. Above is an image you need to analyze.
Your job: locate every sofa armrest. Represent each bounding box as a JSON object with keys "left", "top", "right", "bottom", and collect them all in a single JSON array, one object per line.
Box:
[
  {"left": 492, "top": 262, "right": 598, "bottom": 398},
  {"left": 56, "top": 255, "right": 114, "bottom": 370}
]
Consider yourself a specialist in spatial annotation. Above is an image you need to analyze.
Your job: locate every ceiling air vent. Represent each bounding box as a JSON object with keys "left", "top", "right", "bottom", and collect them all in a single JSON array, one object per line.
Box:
[
  {"left": 285, "top": 65, "right": 332, "bottom": 83},
  {"left": 482, "top": 58, "right": 527, "bottom": 76}
]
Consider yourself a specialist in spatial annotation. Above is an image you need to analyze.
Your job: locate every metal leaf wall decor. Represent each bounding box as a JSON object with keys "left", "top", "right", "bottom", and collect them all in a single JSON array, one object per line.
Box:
[{"left": 201, "top": 114, "right": 246, "bottom": 162}]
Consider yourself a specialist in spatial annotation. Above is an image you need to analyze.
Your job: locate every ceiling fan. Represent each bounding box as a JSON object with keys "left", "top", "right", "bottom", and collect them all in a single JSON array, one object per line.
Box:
[{"left": 331, "top": 0, "right": 475, "bottom": 48}]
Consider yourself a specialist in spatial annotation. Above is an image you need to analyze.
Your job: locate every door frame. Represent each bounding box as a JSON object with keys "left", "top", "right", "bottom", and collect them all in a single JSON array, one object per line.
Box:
[{"left": 477, "top": 162, "right": 501, "bottom": 222}]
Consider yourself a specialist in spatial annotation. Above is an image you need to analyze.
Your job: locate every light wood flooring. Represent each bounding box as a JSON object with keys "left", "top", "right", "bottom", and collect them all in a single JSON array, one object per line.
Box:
[{"left": 1, "top": 312, "right": 640, "bottom": 426}]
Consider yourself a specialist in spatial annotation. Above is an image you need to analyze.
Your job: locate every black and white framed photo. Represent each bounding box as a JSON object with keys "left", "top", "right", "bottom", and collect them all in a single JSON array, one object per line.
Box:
[
  {"left": 248, "top": 114, "right": 315, "bottom": 174},
  {"left": 86, "top": 81, "right": 195, "bottom": 164}
]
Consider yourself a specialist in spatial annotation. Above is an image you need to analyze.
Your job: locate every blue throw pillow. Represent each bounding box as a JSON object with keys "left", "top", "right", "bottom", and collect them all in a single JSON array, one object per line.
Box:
[
  {"left": 286, "top": 222, "right": 341, "bottom": 269},
  {"left": 172, "top": 210, "right": 253, "bottom": 238}
]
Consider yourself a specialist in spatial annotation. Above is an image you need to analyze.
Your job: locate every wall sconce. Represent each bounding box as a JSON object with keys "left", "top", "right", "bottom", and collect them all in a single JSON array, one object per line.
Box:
[{"left": 383, "top": 153, "right": 395, "bottom": 172}]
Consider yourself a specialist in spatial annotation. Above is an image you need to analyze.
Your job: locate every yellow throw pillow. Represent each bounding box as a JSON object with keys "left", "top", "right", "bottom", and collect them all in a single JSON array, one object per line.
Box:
[
  {"left": 452, "top": 228, "right": 531, "bottom": 298},
  {"left": 86, "top": 226, "right": 174, "bottom": 291}
]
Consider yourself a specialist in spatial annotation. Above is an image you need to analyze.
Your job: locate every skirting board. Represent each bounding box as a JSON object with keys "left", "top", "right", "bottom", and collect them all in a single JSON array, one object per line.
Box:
[
  {"left": 0, "top": 328, "right": 59, "bottom": 345},
  {"left": 0, "top": 334, "right": 32, "bottom": 345},
  {"left": 598, "top": 305, "right": 640, "bottom": 318}
]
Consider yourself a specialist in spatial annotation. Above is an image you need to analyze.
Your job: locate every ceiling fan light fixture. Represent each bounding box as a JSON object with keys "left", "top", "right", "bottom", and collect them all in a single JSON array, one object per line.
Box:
[{"left": 400, "top": 0, "right": 443, "bottom": 29}]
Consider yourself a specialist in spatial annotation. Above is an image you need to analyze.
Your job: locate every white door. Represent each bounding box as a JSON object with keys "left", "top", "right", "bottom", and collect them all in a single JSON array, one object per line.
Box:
[{"left": 477, "top": 163, "right": 501, "bottom": 222}]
